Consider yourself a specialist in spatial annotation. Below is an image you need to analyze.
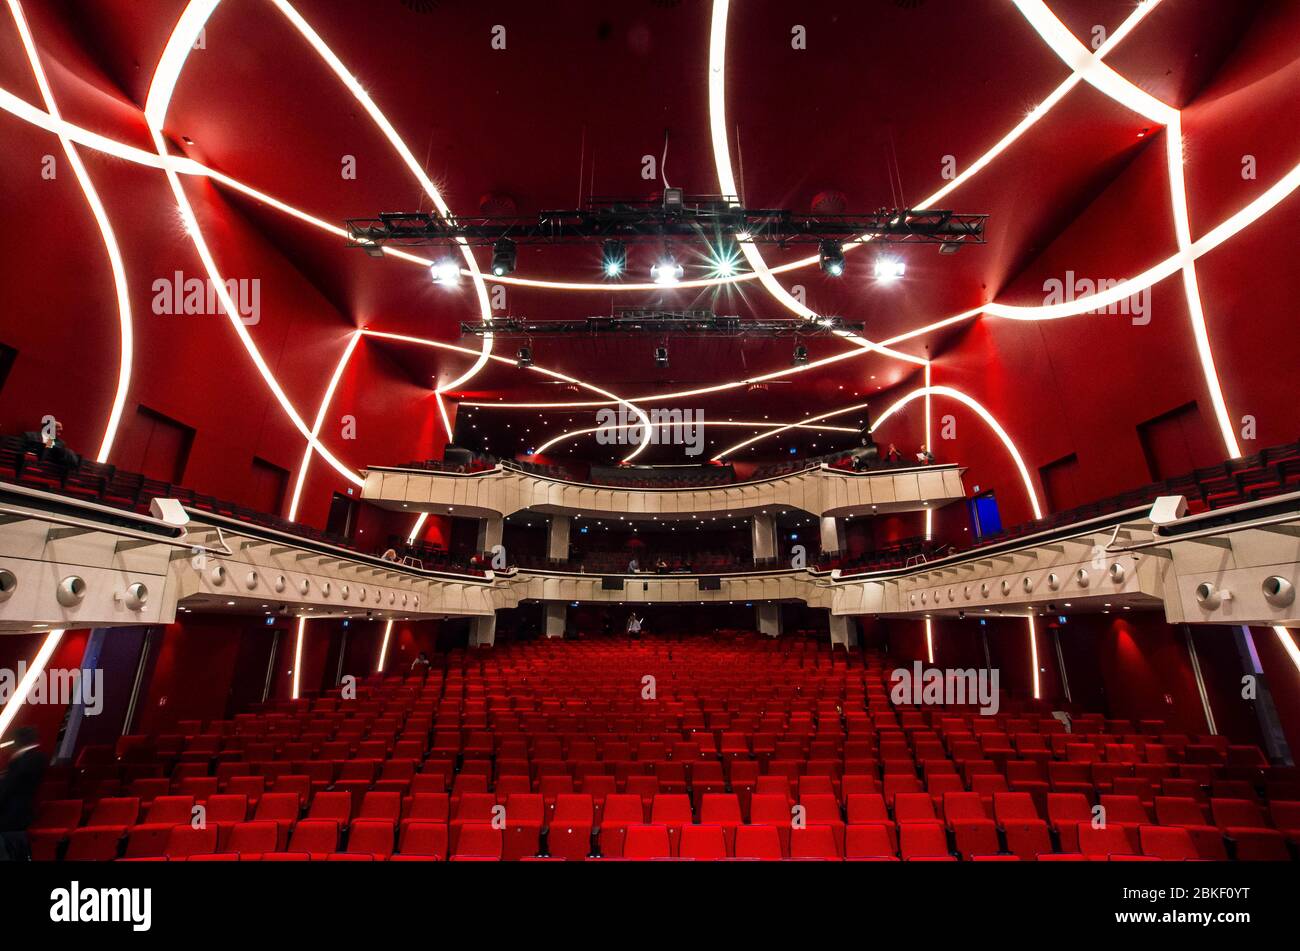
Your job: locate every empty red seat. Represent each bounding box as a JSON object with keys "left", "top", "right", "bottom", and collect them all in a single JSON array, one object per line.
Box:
[
  {"left": 1139, "top": 825, "right": 1199, "bottom": 861},
  {"left": 790, "top": 825, "right": 841, "bottom": 860},
  {"left": 623, "top": 824, "right": 672, "bottom": 859},
  {"left": 452, "top": 823, "right": 502, "bottom": 861},
  {"left": 1077, "top": 822, "right": 1137, "bottom": 859},
  {"left": 845, "top": 824, "right": 899, "bottom": 861},
  {"left": 287, "top": 819, "right": 339, "bottom": 859},
  {"left": 163, "top": 824, "right": 218, "bottom": 859},
  {"left": 1154, "top": 796, "right": 1226, "bottom": 860},
  {"left": 346, "top": 819, "right": 396, "bottom": 858},
  {"left": 679, "top": 824, "right": 728, "bottom": 860},
  {"left": 227, "top": 821, "right": 279, "bottom": 858},
  {"left": 733, "top": 824, "right": 784, "bottom": 861},
  {"left": 393, "top": 821, "right": 448, "bottom": 861},
  {"left": 550, "top": 794, "right": 594, "bottom": 860},
  {"left": 503, "top": 793, "right": 544, "bottom": 860},
  {"left": 1211, "top": 799, "right": 1289, "bottom": 861}
]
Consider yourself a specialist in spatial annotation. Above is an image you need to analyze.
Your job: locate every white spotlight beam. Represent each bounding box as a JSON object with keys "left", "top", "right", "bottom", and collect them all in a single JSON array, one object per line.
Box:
[
  {"left": 377, "top": 619, "right": 394, "bottom": 673},
  {"left": 292, "top": 616, "right": 305, "bottom": 700}
]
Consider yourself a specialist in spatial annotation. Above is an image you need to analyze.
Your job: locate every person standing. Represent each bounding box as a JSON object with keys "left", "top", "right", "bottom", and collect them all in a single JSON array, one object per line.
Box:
[
  {"left": 626, "top": 612, "right": 643, "bottom": 639},
  {"left": 0, "top": 727, "right": 48, "bottom": 861}
]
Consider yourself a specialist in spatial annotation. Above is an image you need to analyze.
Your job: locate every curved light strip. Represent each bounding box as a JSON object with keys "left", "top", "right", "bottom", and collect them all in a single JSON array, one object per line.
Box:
[
  {"left": 709, "top": 0, "right": 923, "bottom": 368},
  {"left": 359, "top": 331, "right": 654, "bottom": 462},
  {"left": 291, "top": 615, "right": 305, "bottom": 700},
  {"left": 0, "top": 0, "right": 1284, "bottom": 470},
  {"left": 713, "top": 401, "right": 873, "bottom": 460},
  {"left": 715, "top": 386, "right": 1042, "bottom": 520},
  {"left": 266, "top": 0, "right": 499, "bottom": 441},
  {"left": 376, "top": 619, "right": 394, "bottom": 673},
  {"left": 406, "top": 511, "right": 429, "bottom": 546},
  {"left": 1010, "top": 0, "right": 1237, "bottom": 458},
  {"left": 1272, "top": 626, "right": 1300, "bottom": 678},
  {"left": 149, "top": 123, "right": 364, "bottom": 485},
  {"left": 8, "top": 0, "right": 132, "bottom": 464},
  {"left": 532, "top": 419, "right": 858, "bottom": 456},
  {"left": 1028, "top": 614, "right": 1041, "bottom": 700},
  {"left": 925, "top": 617, "right": 934, "bottom": 664},
  {"left": 873, "top": 385, "right": 1042, "bottom": 519},
  {"left": 287, "top": 330, "right": 362, "bottom": 519},
  {"left": 0, "top": 629, "right": 64, "bottom": 741}
]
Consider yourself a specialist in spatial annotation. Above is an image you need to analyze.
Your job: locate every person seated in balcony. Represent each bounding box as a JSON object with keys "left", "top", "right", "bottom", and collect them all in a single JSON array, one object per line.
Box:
[
  {"left": 380, "top": 548, "right": 399, "bottom": 562},
  {"left": 24, "top": 418, "right": 80, "bottom": 468},
  {"left": 916, "top": 444, "right": 934, "bottom": 465},
  {"left": 655, "top": 557, "right": 668, "bottom": 574},
  {"left": 884, "top": 443, "right": 903, "bottom": 464},
  {"left": 627, "top": 556, "right": 639, "bottom": 573}
]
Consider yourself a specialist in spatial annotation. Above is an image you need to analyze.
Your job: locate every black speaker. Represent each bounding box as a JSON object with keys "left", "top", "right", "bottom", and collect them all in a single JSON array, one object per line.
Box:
[
  {"left": 698, "top": 576, "right": 722, "bottom": 591},
  {"left": 600, "top": 576, "right": 625, "bottom": 591}
]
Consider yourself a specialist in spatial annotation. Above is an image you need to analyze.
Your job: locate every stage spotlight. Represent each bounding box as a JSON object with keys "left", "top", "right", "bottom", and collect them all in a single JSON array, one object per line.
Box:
[
  {"left": 654, "top": 345, "right": 669, "bottom": 369},
  {"left": 650, "top": 255, "right": 684, "bottom": 286},
  {"left": 491, "top": 238, "right": 516, "bottom": 276},
  {"left": 792, "top": 344, "right": 808, "bottom": 366},
  {"left": 818, "top": 240, "right": 845, "bottom": 277},
  {"left": 516, "top": 346, "right": 532, "bottom": 368},
  {"left": 601, "top": 240, "right": 627, "bottom": 278},
  {"left": 430, "top": 259, "right": 461, "bottom": 285},
  {"left": 709, "top": 241, "right": 742, "bottom": 278},
  {"left": 874, "top": 257, "right": 906, "bottom": 281}
]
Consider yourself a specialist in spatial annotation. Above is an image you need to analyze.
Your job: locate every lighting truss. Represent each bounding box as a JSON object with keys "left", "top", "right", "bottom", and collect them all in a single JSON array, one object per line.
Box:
[
  {"left": 347, "top": 195, "right": 987, "bottom": 250},
  {"left": 459, "top": 308, "right": 866, "bottom": 338}
]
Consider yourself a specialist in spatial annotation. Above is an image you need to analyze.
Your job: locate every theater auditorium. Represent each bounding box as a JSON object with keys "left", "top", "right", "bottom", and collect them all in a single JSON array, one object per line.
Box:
[{"left": 0, "top": 0, "right": 1298, "bottom": 909}]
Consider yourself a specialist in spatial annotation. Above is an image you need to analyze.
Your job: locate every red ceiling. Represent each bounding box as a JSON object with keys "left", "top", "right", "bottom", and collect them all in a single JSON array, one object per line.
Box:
[{"left": 7, "top": 0, "right": 1286, "bottom": 469}]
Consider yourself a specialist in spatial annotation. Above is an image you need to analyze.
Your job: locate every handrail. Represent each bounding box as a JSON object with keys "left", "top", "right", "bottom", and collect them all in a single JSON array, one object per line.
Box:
[{"left": 366, "top": 459, "right": 961, "bottom": 495}]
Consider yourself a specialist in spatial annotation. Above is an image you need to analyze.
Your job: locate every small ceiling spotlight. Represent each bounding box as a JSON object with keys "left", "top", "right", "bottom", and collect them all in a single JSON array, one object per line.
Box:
[
  {"left": 709, "top": 240, "right": 743, "bottom": 278},
  {"left": 792, "top": 344, "right": 808, "bottom": 366},
  {"left": 430, "top": 259, "right": 461, "bottom": 285},
  {"left": 491, "top": 238, "right": 516, "bottom": 276},
  {"left": 600, "top": 239, "right": 627, "bottom": 278},
  {"left": 654, "top": 345, "right": 669, "bottom": 369},
  {"left": 516, "top": 346, "right": 532, "bottom": 368},
  {"left": 818, "top": 239, "right": 845, "bottom": 277},
  {"left": 650, "top": 255, "right": 684, "bottom": 286},
  {"left": 874, "top": 257, "right": 906, "bottom": 281}
]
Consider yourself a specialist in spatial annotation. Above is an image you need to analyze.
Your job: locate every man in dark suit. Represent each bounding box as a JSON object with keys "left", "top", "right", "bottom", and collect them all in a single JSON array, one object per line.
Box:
[{"left": 0, "top": 727, "right": 49, "bottom": 861}]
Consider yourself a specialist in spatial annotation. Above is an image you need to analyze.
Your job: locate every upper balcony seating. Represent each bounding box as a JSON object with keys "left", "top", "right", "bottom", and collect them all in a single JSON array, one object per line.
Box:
[
  {"left": 0, "top": 434, "right": 486, "bottom": 575},
  {"left": 834, "top": 438, "right": 1300, "bottom": 576}
]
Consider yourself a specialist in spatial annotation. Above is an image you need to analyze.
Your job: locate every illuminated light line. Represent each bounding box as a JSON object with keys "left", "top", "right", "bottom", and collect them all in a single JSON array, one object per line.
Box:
[
  {"left": 406, "top": 512, "right": 429, "bottom": 546},
  {"left": 7, "top": 0, "right": 132, "bottom": 464},
  {"left": 924, "top": 362, "right": 933, "bottom": 541},
  {"left": 292, "top": 616, "right": 305, "bottom": 700},
  {"left": 266, "top": 0, "right": 502, "bottom": 428},
  {"left": 715, "top": 386, "right": 1043, "bottom": 521},
  {"left": 0, "top": 0, "right": 1156, "bottom": 308},
  {"left": 1271, "top": 626, "right": 1300, "bottom": 678},
  {"left": 377, "top": 619, "right": 394, "bottom": 673},
  {"left": 1028, "top": 615, "right": 1041, "bottom": 700},
  {"left": 708, "top": 0, "right": 923, "bottom": 365},
  {"left": 873, "top": 386, "right": 1043, "bottom": 520},
  {"left": 925, "top": 617, "right": 934, "bottom": 664},
  {"left": 357, "top": 331, "right": 654, "bottom": 463},
  {"left": 145, "top": 4, "right": 365, "bottom": 488},
  {"left": 1009, "top": 0, "right": 1238, "bottom": 460},
  {"left": 0, "top": 629, "right": 65, "bottom": 741},
  {"left": 712, "top": 402, "right": 874, "bottom": 460},
  {"left": 532, "top": 419, "right": 859, "bottom": 456},
  {"left": 287, "top": 330, "right": 363, "bottom": 520}
]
